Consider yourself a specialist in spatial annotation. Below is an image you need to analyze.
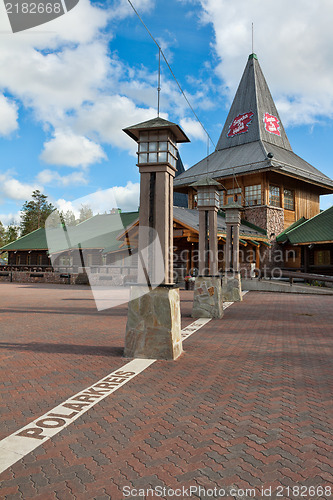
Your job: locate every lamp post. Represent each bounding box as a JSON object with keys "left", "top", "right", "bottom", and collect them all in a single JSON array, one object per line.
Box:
[
  {"left": 123, "top": 117, "right": 190, "bottom": 360},
  {"left": 192, "top": 178, "right": 220, "bottom": 276},
  {"left": 191, "top": 177, "right": 223, "bottom": 319},
  {"left": 222, "top": 202, "right": 243, "bottom": 302}
]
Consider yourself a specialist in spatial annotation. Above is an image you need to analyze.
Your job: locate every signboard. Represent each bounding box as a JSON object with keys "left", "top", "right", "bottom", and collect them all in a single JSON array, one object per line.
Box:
[
  {"left": 263, "top": 113, "right": 281, "bottom": 136},
  {"left": 227, "top": 112, "right": 254, "bottom": 138}
]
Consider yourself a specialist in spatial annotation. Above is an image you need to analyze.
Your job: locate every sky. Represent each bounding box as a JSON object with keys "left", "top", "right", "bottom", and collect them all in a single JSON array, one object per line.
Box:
[{"left": 0, "top": 0, "right": 333, "bottom": 225}]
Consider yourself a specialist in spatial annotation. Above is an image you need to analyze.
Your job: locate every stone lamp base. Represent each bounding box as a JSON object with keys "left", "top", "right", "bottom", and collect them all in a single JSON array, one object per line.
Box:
[
  {"left": 192, "top": 276, "right": 223, "bottom": 319},
  {"left": 222, "top": 272, "right": 243, "bottom": 302},
  {"left": 124, "top": 286, "right": 183, "bottom": 360}
]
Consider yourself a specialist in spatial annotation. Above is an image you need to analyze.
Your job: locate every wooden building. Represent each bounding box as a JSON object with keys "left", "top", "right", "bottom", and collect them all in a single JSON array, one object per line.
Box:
[
  {"left": 174, "top": 54, "right": 333, "bottom": 244},
  {"left": 276, "top": 206, "right": 333, "bottom": 275}
]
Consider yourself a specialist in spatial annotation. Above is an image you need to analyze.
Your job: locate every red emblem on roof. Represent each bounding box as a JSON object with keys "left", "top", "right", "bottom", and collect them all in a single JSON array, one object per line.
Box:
[
  {"left": 227, "top": 112, "right": 254, "bottom": 138},
  {"left": 263, "top": 113, "right": 281, "bottom": 136}
]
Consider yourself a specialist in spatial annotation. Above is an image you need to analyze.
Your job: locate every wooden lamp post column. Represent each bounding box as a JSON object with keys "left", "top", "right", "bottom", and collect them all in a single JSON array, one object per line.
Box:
[
  {"left": 123, "top": 117, "right": 190, "bottom": 360},
  {"left": 191, "top": 177, "right": 223, "bottom": 319},
  {"left": 222, "top": 202, "right": 243, "bottom": 302}
]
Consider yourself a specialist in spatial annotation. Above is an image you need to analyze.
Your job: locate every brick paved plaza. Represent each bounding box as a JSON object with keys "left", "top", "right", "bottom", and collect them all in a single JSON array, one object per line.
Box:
[{"left": 0, "top": 283, "right": 332, "bottom": 499}]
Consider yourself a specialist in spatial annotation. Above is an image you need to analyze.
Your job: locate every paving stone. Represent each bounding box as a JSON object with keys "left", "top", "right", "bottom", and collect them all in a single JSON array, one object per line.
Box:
[{"left": 0, "top": 287, "right": 332, "bottom": 498}]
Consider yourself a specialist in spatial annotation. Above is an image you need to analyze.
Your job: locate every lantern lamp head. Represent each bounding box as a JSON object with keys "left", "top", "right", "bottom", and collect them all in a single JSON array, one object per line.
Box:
[
  {"left": 191, "top": 176, "right": 221, "bottom": 209},
  {"left": 123, "top": 117, "right": 190, "bottom": 170}
]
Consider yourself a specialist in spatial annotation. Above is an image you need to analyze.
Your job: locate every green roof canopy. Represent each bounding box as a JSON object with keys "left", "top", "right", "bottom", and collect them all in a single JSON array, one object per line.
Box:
[
  {"left": 0, "top": 212, "right": 139, "bottom": 254},
  {"left": 276, "top": 206, "right": 333, "bottom": 244},
  {"left": 0, "top": 227, "right": 47, "bottom": 252}
]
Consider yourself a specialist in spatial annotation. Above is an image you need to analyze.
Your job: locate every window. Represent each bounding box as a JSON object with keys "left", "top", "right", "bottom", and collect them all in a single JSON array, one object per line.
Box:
[
  {"left": 226, "top": 188, "right": 242, "bottom": 205},
  {"left": 138, "top": 131, "right": 178, "bottom": 167},
  {"left": 245, "top": 185, "right": 262, "bottom": 206},
  {"left": 314, "top": 250, "right": 331, "bottom": 266},
  {"left": 284, "top": 188, "right": 295, "bottom": 210},
  {"left": 59, "top": 255, "right": 73, "bottom": 267},
  {"left": 269, "top": 185, "right": 281, "bottom": 207}
]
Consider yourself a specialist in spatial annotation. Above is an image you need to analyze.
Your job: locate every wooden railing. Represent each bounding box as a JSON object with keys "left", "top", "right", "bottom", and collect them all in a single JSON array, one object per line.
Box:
[
  {"left": 255, "top": 268, "right": 333, "bottom": 285},
  {"left": 280, "top": 271, "right": 333, "bottom": 285}
]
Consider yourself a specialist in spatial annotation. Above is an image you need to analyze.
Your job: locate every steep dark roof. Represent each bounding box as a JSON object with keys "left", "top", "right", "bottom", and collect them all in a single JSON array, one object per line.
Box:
[
  {"left": 216, "top": 54, "right": 292, "bottom": 151},
  {"left": 174, "top": 155, "right": 188, "bottom": 207},
  {"left": 276, "top": 206, "right": 333, "bottom": 244},
  {"left": 174, "top": 54, "right": 333, "bottom": 192}
]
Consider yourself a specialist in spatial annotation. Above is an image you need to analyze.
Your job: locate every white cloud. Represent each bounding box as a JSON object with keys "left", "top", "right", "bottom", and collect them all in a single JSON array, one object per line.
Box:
[
  {"left": 40, "top": 130, "right": 106, "bottom": 167},
  {"left": 74, "top": 96, "right": 158, "bottom": 153},
  {"left": 37, "top": 169, "right": 88, "bottom": 187},
  {"left": 109, "top": 0, "right": 154, "bottom": 20},
  {"left": 55, "top": 199, "right": 80, "bottom": 218},
  {"left": 180, "top": 117, "right": 207, "bottom": 142},
  {"left": 55, "top": 181, "right": 140, "bottom": 215},
  {"left": 0, "top": 212, "right": 21, "bottom": 226},
  {"left": 198, "top": 0, "right": 333, "bottom": 125},
  {"left": 0, "top": 95, "right": 18, "bottom": 136},
  {"left": 0, "top": 174, "right": 42, "bottom": 201}
]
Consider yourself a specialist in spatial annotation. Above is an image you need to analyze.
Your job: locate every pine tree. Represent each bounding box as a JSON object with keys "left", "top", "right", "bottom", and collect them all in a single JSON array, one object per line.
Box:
[
  {"left": 62, "top": 210, "right": 77, "bottom": 227},
  {"left": 4, "top": 223, "right": 19, "bottom": 243},
  {"left": 0, "top": 221, "right": 5, "bottom": 247},
  {"left": 78, "top": 204, "right": 93, "bottom": 223},
  {"left": 20, "top": 190, "right": 55, "bottom": 236}
]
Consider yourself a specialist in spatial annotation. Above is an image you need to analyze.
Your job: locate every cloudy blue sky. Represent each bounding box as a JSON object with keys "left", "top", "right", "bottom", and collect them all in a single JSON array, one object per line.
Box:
[{"left": 0, "top": 0, "right": 333, "bottom": 224}]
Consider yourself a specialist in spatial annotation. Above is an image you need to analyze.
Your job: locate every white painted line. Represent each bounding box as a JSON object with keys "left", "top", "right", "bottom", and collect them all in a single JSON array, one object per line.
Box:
[
  {"left": 0, "top": 296, "right": 244, "bottom": 475},
  {"left": 0, "top": 359, "right": 155, "bottom": 475},
  {"left": 181, "top": 318, "right": 211, "bottom": 340}
]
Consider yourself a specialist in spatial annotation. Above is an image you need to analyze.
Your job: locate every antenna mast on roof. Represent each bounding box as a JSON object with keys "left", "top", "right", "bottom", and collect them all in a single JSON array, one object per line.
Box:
[
  {"left": 252, "top": 22, "right": 254, "bottom": 54},
  {"left": 157, "top": 47, "right": 161, "bottom": 117}
]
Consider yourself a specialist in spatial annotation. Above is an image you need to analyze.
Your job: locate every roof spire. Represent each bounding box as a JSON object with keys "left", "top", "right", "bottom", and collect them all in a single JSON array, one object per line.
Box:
[
  {"left": 252, "top": 22, "right": 254, "bottom": 54},
  {"left": 216, "top": 54, "right": 292, "bottom": 151}
]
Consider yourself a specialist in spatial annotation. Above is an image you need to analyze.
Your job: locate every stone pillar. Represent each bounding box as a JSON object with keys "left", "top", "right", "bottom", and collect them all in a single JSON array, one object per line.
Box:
[
  {"left": 123, "top": 117, "right": 190, "bottom": 360},
  {"left": 222, "top": 203, "right": 243, "bottom": 302}
]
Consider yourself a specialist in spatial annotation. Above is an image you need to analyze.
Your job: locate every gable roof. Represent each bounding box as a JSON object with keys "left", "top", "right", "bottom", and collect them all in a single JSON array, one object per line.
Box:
[
  {"left": 276, "top": 206, "right": 333, "bottom": 244},
  {"left": 174, "top": 54, "right": 333, "bottom": 193}
]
